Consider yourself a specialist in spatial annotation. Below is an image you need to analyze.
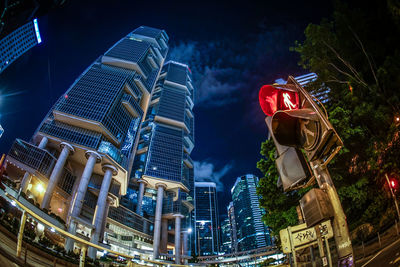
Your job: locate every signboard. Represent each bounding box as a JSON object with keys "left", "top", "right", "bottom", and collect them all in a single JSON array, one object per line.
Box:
[{"left": 280, "top": 220, "right": 333, "bottom": 254}]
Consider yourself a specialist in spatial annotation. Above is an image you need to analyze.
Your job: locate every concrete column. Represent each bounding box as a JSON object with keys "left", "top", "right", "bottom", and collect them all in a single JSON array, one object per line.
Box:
[
  {"left": 88, "top": 164, "right": 117, "bottom": 259},
  {"left": 64, "top": 151, "right": 101, "bottom": 252},
  {"left": 152, "top": 183, "right": 167, "bottom": 260},
  {"left": 38, "top": 136, "right": 49, "bottom": 149},
  {"left": 64, "top": 220, "right": 77, "bottom": 252},
  {"left": 174, "top": 214, "right": 183, "bottom": 264},
  {"left": 135, "top": 179, "right": 147, "bottom": 215},
  {"left": 99, "top": 198, "right": 111, "bottom": 242},
  {"left": 70, "top": 151, "right": 102, "bottom": 218},
  {"left": 182, "top": 230, "right": 188, "bottom": 264},
  {"left": 160, "top": 218, "right": 169, "bottom": 253},
  {"left": 19, "top": 172, "right": 31, "bottom": 193},
  {"left": 41, "top": 142, "right": 74, "bottom": 209}
]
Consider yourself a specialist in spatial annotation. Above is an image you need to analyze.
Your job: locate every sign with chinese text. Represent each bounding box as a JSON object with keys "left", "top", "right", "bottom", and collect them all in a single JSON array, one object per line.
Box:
[{"left": 280, "top": 220, "right": 333, "bottom": 253}]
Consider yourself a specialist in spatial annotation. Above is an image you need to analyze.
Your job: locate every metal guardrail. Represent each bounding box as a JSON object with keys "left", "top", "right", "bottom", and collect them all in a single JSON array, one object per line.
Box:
[{"left": 5, "top": 192, "right": 188, "bottom": 267}]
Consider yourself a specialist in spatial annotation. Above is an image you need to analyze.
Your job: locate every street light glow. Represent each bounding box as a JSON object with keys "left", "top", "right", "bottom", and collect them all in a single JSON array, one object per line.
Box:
[
  {"left": 188, "top": 228, "right": 192, "bottom": 233},
  {"left": 36, "top": 183, "right": 44, "bottom": 193}
]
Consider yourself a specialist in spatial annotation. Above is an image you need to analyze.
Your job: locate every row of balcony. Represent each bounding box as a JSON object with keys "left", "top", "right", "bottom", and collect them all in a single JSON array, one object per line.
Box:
[{"left": 8, "top": 139, "right": 76, "bottom": 195}]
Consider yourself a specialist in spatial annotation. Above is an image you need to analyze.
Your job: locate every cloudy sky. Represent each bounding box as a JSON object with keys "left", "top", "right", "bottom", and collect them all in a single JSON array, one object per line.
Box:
[{"left": 0, "top": 0, "right": 332, "bottom": 214}]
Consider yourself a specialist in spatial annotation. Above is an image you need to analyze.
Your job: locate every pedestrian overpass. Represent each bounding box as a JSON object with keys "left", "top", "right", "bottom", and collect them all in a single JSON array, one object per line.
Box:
[{"left": 197, "top": 247, "right": 283, "bottom": 265}]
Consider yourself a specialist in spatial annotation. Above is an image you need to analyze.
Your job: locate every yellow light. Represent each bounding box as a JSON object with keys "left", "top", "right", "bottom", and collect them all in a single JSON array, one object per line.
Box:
[{"left": 36, "top": 183, "right": 44, "bottom": 193}]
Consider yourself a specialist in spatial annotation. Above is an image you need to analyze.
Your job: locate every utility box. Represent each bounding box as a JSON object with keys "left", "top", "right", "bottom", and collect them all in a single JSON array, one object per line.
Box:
[{"left": 300, "top": 188, "right": 333, "bottom": 227}]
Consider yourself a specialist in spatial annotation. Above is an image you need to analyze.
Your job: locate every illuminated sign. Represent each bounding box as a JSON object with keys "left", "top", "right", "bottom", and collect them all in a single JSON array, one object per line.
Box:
[
  {"left": 33, "top": 18, "right": 42, "bottom": 44},
  {"left": 259, "top": 85, "right": 299, "bottom": 116}
]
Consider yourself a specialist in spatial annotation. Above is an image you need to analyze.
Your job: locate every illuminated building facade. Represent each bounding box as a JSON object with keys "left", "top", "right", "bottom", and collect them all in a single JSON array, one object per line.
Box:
[
  {"left": 194, "top": 182, "right": 220, "bottom": 256},
  {"left": 231, "top": 174, "right": 272, "bottom": 251},
  {"left": 228, "top": 201, "right": 238, "bottom": 253},
  {"left": 4, "top": 26, "right": 195, "bottom": 264},
  {"left": 220, "top": 215, "right": 232, "bottom": 254},
  {"left": 0, "top": 18, "right": 41, "bottom": 74},
  {"left": 275, "top": 72, "right": 330, "bottom": 103}
]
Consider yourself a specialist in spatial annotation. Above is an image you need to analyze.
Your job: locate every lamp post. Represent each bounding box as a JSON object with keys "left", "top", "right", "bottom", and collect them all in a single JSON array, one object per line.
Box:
[
  {"left": 181, "top": 228, "right": 192, "bottom": 264},
  {"left": 385, "top": 173, "right": 400, "bottom": 222}
]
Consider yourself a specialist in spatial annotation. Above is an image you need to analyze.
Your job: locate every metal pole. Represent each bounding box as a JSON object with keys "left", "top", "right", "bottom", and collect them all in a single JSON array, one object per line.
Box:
[
  {"left": 378, "top": 232, "right": 381, "bottom": 247},
  {"left": 311, "top": 161, "right": 354, "bottom": 265},
  {"left": 310, "top": 246, "right": 316, "bottom": 267},
  {"left": 316, "top": 233, "right": 326, "bottom": 266},
  {"left": 324, "top": 238, "right": 332, "bottom": 267},
  {"left": 24, "top": 240, "right": 28, "bottom": 264},
  {"left": 362, "top": 241, "right": 365, "bottom": 258},
  {"left": 385, "top": 174, "right": 400, "bottom": 222},
  {"left": 16, "top": 210, "right": 27, "bottom": 257},
  {"left": 288, "top": 226, "right": 297, "bottom": 267},
  {"left": 79, "top": 245, "right": 87, "bottom": 267}
]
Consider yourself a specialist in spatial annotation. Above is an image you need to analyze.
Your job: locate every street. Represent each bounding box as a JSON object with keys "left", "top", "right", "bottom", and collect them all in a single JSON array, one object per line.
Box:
[{"left": 357, "top": 238, "right": 400, "bottom": 267}]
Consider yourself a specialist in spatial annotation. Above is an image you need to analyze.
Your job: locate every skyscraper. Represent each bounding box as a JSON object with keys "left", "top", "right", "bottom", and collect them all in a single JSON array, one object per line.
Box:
[
  {"left": 228, "top": 201, "right": 238, "bottom": 253},
  {"left": 220, "top": 215, "right": 232, "bottom": 254},
  {"left": 0, "top": 18, "right": 41, "bottom": 73},
  {"left": 275, "top": 73, "right": 330, "bottom": 103},
  {"left": 231, "top": 174, "right": 272, "bottom": 251},
  {"left": 194, "top": 182, "right": 220, "bottom": 256},
  {"left": 5, "top": 26, "right": 195, "bottom": 264}
]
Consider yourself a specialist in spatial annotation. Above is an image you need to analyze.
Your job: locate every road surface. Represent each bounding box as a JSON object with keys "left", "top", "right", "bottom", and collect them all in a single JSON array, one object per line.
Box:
[{"left": 358, "top": 238, "right": 400, "bottom": 267}]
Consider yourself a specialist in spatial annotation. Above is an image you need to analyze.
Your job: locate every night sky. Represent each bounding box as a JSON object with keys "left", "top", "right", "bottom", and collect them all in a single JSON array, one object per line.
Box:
[{"left": 0, "top": 0, "right": 333, "bottom": 215}]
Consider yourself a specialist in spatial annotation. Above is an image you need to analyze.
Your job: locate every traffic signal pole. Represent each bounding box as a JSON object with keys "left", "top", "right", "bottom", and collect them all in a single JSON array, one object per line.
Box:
[
  {"left": 310, "top": 160, "right": 354, "bottom": 265},
  {"left": 385, "top": 173, "right": 400, "bottom": 222}
]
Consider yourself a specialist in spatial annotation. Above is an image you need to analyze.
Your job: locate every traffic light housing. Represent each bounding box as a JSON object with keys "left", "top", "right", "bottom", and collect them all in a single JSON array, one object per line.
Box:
[
  {"left": 264, "top": 112, "right": 312, "bottom": 192},
  {"left": 265, "top": 76, "right": 343, "bottom": 163}
]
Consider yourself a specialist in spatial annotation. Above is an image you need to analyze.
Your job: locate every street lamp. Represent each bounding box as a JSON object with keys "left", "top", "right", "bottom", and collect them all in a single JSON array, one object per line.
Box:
[
  {"left": 181, "top": 228, "right": 192, "bottom": 264},
  {"left": 385, "top": 173, "right": 400, "bottom": 222}
]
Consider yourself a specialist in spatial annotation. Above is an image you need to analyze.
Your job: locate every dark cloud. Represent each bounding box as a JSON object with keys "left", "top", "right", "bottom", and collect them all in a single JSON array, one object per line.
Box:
[{"left": 194, "top": 161, "right": 233, "bottom": 192}]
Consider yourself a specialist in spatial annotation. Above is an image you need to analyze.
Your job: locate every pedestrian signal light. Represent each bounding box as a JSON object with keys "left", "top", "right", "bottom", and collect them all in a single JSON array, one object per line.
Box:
[
  {"left": 259, "top": 85, "right": 299, "bottom": 117},
  {"left": 390, "top": 179, "right": 398, "bottom": 191}
]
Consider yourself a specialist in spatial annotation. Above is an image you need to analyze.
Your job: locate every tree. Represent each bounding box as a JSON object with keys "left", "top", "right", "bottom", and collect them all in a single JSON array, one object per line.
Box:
[{"left": 257, "top": 0, "right": 400, "bottom": 236}]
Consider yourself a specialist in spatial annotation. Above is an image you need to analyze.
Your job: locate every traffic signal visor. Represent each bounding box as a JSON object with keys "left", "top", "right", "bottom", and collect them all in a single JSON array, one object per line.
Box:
[{"left": 272, "top": 108, "right": 320, "bottom": 149}]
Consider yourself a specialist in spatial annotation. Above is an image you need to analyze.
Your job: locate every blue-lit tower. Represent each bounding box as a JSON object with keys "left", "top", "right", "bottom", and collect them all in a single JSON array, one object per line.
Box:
[
  {"left": 128, "top": 59, "right": 195, "bottom": 264},
  {"left": 0, "top": 18, "right": 41, "bottom": 74},
  {"left": 4, "top": 25, "right": 197, "bottom": 261},
  {"left": 194, "top": 182, "right": 220, "bottom": 256},
  {"left": 231, "top": 174, "right": 272, "bottom": 251}
]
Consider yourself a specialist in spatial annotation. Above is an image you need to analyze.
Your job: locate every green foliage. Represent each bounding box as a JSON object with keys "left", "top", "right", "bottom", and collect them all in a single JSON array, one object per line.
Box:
[
  {"left": 258, "top": 0, "right": 400, "bottom": 235},
  {"left": 256, "top": 140, "right": 306, "bottom": 238}
]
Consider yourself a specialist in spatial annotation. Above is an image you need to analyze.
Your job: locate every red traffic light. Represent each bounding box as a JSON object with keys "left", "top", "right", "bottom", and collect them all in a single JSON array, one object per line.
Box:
[
  {"left": 390, "top": 179, "right": 398, "bottom": 189},
  {"left": 259, "top": 85, "right": 299, "bottom": 116}
]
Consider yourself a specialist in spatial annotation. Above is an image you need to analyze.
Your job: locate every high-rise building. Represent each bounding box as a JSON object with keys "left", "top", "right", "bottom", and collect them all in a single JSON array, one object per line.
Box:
[
  {"left": 228, "top": 201, "right": 238, "bottom": 253},
  {"left": 0, "top": 18, "right": 41, "bottom": 74},
  {"left": 220, "top": 215, "right": 232, "bottom": 254},
  {"left": 4, "top": 26, "right": 195, "bottom": 264},
  {"left": 194, "top": 182, "right": 220, "bottom": 256},
  {"left": 231, "top": 174, "right": 272, "bottom": 251},
  {"left": 275, "top": 73, "right": 330, "bottom": 103}
]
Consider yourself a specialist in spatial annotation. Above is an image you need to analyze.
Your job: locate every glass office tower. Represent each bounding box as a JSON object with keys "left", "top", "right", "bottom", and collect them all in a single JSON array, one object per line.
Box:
[
  {"left": 194, "top": 182, "right": 220, "bottom": 256},
  {"left": 228, "top": 201, "right": 238, "bottom": 253},
  {"left": 220, "top": 215, "right": 232, "bottom": 254},
  {"left": 5, "top": 26, "right": 195, "bottom": 264},
  {"left": 231, "top": 174, "right": 272, "bottom": 251},
  {"left": 0, "top": 18, "right": 41, "bottom": 73}
]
